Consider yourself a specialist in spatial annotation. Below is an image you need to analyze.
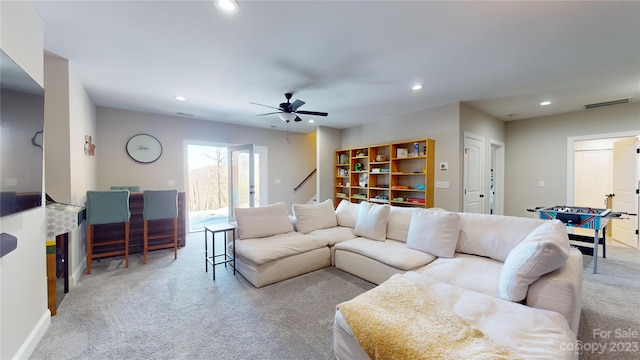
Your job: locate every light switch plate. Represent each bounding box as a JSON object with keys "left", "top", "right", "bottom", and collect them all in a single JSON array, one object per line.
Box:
[{"left": 435, "top": 181, "right": 450, "bottom": 189}]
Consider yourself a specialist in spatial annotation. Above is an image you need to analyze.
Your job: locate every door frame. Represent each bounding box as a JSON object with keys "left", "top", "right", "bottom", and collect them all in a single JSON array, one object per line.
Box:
[{"left": 566, "top": 130, "right": 640, "bottom": 205}]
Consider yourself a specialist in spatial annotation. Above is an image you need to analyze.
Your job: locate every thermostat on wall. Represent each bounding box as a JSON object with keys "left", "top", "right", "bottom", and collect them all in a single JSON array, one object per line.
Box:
[{"left": 439, "top": 162, "right": 448, "bottom": 170}]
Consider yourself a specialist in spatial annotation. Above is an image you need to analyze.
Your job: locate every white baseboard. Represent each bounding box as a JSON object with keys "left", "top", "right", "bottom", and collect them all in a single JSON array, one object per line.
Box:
[{"left": 13, "top": 309, "right": 51, "bottom": 359}]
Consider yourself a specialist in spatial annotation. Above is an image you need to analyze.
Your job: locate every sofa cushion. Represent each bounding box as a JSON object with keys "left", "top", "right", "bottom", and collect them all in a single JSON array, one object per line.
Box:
[
  {"left": 406, "top": 209, "right": 460, "bottom": 258},
  {"left": 456, "top": 213, "right": 545, "bottom": 262},
  {"left": 499, "top": 220, "right": 570, "bottom": 302},
  {"left": 418, "top": 254, "right": 502, "bottom": 298},
  {"left": 386, "top": 206, "right": 413, "bottom": 242},
  {"left": 292, "top": 199, "right": 338, "bottom": 234},
  {"left": 234, "top": 202, "right": 294, "bottom": 239},
  {"left": 335, "top": 238, "right": 436, "bottom": 271},
  {"left": 234, "top": 231, "right": 329, "bottom": 265},
  {"left": 335, "top": 199, "right": 359, "bottom": 228},
  {"left": 353, "top": 202, "right": 390, "bottom": 241},
  {"left": 308, "top": 226, "right": 357, "bottom": 246}
]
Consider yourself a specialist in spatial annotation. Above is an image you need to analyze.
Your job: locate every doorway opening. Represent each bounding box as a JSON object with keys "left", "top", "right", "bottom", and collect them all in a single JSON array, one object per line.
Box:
[
  {"left": 567, "top": 131, "right": 640, "bottom": 248},
  {"left": 490, "top": 140, "right": 505, "bottom": 215}
]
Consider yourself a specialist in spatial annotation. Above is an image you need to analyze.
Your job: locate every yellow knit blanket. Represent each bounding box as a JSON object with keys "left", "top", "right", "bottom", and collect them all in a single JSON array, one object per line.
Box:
[{"left": 337, "top": 275, "right": 520, "bottom": 360}]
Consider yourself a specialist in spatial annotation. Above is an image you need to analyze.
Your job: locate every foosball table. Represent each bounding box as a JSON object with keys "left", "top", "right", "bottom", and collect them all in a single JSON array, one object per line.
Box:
[{"left": 530, "top": 206, "right": 628, "bottom": 274}]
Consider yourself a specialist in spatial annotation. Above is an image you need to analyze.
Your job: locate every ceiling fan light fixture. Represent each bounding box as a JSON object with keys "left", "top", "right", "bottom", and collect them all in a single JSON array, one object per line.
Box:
[
  {"left": 278, "top": 112, "right": 296, "bottom": 122},
  {"left": 308, "top": 119, "right": 315, "bottom": 124},
  {"left": 412, "top": 84, "right": 423, "bottom": 91},
  {"left": 540, "top": 100, "right": 551, "bottom": 106},
  {"left": 215, "top": 0, "right": 239, "bottom": 14}
]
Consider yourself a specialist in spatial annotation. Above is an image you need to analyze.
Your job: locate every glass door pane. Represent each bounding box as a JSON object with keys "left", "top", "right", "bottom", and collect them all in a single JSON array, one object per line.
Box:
[{"left": 228, "top": 144, "right": 255, "bottom": 222}]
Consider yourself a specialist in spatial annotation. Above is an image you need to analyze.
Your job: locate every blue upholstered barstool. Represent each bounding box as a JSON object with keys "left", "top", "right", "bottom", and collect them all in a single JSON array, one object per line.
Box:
[
  {"left": 143, "top": 189, "right": 178, "bottom": 264},
  {"left": 110, "top": 186, "right": 140, "bottom": 192},
  {"left": 86, "top": 190, "right": 131, "bottom": 274}
]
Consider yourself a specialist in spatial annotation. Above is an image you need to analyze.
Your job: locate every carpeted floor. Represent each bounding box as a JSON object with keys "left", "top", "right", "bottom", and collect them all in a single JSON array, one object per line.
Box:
[{"left": 31, "top": 232, "right": 639, "bottom": 360}]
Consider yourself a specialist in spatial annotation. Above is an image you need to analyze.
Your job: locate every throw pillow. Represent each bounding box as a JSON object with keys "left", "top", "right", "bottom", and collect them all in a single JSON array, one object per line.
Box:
[
  {"left": 353, "top": 202, "right": 390, "bottom": 241},
  {"left": 386, "top": 206, "right": 414, "bottom": 242},
  {"left": 406, "top": 208, "right": 460, "bottom": 258},
  {"left": 234, "top": 202, "right": 294, "bottom": 239},
  {"left": 498, "top": 219, "right": 570, "bottom": 302},
  {"left": 335, "top": 199, "right": 359, "bottom": 228},
  {"left": 292, "top": 199, "right": 338, "bottom": 234}
]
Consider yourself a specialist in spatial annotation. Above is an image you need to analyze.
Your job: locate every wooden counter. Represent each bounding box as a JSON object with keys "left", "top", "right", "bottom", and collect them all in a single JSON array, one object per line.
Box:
[{"left": 90, "top": 192, "right": 186, "bottom": 255}]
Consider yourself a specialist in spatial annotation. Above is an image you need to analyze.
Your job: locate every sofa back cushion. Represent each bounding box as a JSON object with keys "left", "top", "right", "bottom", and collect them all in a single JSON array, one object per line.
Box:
[
  {"left": 386, "top": 206, "right": 413, "bottom": 242},
  {"left": 335, "top": 199, "right": 359, "bottom": 228},
  {"left": 456, "top": 213, "right": 545, "bottom": 262},
  {"left": 234, "top": 202, "right": 294, "bottom": 239},
  {"left": 499, "top": 220, "right": 570, "bottom": 302},
  {"left": 292, "top": 199, "right": 338, "bottom": 234},
  {"left": 406, "top": 209, "right": 460, "bottom": 258},
  {"left": 353, "top": 202, "right": 390, "bottom": 241}
]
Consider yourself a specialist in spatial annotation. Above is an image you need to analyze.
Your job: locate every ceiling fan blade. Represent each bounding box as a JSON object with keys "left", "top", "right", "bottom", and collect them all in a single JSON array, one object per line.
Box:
[
  {"left": 256, "top": 111, "right": 282, "bottom": 116},
  {"left": 249, "top": 102, "right": 282, "bottom": 111},
  {"left": 296, "top": 110, "right": 328, "bottom": 116},
  {"left": 294, "top": 115, "right": 303, "bottom": 122},
  {"left": 290, "top": 99, "right": 305, "bottom": 110}
]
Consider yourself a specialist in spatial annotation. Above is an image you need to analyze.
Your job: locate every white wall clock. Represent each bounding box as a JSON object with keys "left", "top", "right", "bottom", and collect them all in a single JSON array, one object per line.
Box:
[{"left": 126, "top": 134, "right": 162, "bottom": 163}]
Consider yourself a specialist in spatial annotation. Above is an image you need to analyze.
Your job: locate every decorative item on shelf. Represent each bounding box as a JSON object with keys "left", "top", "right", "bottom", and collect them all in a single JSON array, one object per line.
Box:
[
  {"left": 412, "top": 142, "right": 419, "bottom": 157},
  {"left": 371, "top": 168, "right": 381, "bottom": 173},
  {"left": 356, "top": 151, "right": 366, "bottom": 157},
  {"left": 397, "top": 148, "right": 408, "bottom": 158},
  {"left": 354, "top": 162, "right": 363, "bottom": 171},
  {"left": 393, "top": 197, "right": 405, "bottom": 202},
  {"left": 84, "top": 135, "right": 95, "bottom": 156},
  {"left": 407, "top": 198, "right": 426, "bottom": 204},
  {"left": 352, "top": 194, "right": 367, "bottom": 199},
  {"left": 391, "top": 185, "right": 410, "bottom": 189},
  {"left": 376, "top": 153, "right": 385, "bottom": 162},
  {"left": 359, "top": 173, "right": 368, "bottom": 187},
  {"left": 414, "top": 184, "right": 426, "bottom": 190},
  {"left": 381, "top": 168, "right": 390, "bottom": 173}
]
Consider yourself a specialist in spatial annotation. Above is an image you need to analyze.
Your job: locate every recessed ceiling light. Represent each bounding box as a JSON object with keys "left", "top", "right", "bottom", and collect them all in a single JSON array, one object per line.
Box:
[
  {"left": 412, "top": 84, "right": 423, "bottom": 91},
  {"left": 215, "top": 0, "right": 239, "bottom": 14},
  {"left": 540, "top": 101, "right": 551, "bottom": 106},
  {"left": 175, "top": 96, "right": 187, "bottom": 101},
  {"left": 308, "top": 119, "right": 315, "bottom": 124}
]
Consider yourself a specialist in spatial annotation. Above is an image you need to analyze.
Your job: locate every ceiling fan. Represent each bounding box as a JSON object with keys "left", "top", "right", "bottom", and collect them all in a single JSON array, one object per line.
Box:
[{"left": 250, "top": 92, "right": 328, "bottom": 123}]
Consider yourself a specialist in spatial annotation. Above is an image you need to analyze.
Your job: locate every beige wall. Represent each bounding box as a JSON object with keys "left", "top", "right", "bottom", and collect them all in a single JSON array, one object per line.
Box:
[
  {"left": 44, "top": 54, "right": 97, "bottom": 286},
  {"left": 505, "top": 103, "right": 640, "bottom": 218},
  {"left": 341, "top": 103, "right": 462, "bottom": 211},
  {"left": 0, "top": 1, "right": 49, "bottom": 359},
  {"left": 317, "top": 126, "right": 343, "bottom": 203},
  {"left": 96, "top": 107, "right": 316, "bottom": 212},
  {"left": 44, "top": 55, "right": 71, "bottom": 202}
]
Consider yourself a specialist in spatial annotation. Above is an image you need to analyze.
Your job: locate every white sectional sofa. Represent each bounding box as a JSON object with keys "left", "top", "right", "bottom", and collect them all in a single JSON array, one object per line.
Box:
[{"left": 232, "top": 199, "right": 582, "bottom": 359}]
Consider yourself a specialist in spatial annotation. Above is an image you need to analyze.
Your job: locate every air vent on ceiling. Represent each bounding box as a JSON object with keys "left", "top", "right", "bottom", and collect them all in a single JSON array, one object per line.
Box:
[{"left": 584, "top": 98, "right": 632, "bottom": 109}]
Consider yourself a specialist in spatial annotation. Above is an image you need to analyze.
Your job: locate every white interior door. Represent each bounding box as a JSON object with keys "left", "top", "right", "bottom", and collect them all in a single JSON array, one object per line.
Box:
[
  {"left": 228, "top": 144, "right": 255, "bottom": 222},
  {"left": 463, "top": 133, "right": 485, "bottom": 213},
  {"left": 612, "top": 137, "right": 639, "bottom": 248}
]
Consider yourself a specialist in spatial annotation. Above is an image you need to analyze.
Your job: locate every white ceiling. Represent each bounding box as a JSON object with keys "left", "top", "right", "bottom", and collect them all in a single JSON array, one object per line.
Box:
[{"left": 32, "top": 0, "right": 640, "bottom": 134}]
